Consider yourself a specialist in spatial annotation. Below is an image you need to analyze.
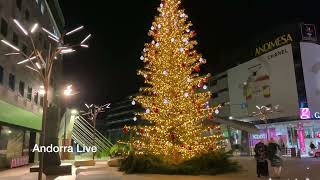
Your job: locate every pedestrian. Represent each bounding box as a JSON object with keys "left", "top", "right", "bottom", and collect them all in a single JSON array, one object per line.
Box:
[
  {"left": 267, "top": 138, "right": 283, "bottom": 178},
  {"left": 310, "top": 141, "right": 316, "bottom": 151},
  {"left": 309, "top": 141, "right": 317, "bottom": 156},
  {"left": 279, "top": 138, "right": 286, "bottom": 155},
  {"left": 254, "top": 140, "right": 269, "bottom": 178}
]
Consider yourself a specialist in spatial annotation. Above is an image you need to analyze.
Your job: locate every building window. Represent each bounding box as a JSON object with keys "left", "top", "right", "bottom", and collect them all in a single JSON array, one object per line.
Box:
[
  {"left": 1, "top": 18, "right": 8, "bottom": 37},
  {"left": 9, "top": 73, "right": 15, "bottom": 91},
  {"left": 211, "top": 93, "right": 218, "bottom": 99},
  {"left": 0, "top": 66, "right": 3, "bottom": 84},
  {"left": 34, "top": 92, "right": 38, "bottom": 104},
  {"left": 12, "top": 32, "right": 19, "bottom": 46},
  {"left": 22, "top": 44, "right": 27, "bottom": 55},
  {"left": 40, "top": 96, "right": 43, "bottom": 107},
  {"left": 19, "top": 81, "right": 25, "bottom": 96},
  {"left": 40, "top": 3, "right": 45, "bottom": 14},
  {"left": 27, "top": 87, "right": 32, "bottom": 100},
  {"left": 25, "top": 10, "right": 30, "bottom": 21},
  {"left": 16, "top": 0, "right": 22, "bottom": 11}
]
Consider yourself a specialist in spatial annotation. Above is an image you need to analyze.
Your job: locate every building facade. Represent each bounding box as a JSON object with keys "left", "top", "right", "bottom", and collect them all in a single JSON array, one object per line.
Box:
[
  {"left": 0, "top": 0, "right": 64, "bottom": 168},
  {"left": 208, "top": 23, "right": 320, "bottom": 157}
]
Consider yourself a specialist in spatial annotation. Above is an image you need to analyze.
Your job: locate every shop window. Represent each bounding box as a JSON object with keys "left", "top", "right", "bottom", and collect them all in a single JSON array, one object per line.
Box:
[
  {"left": 16, "top": 0, "right": 22, "bottom": 10},
  {"left": 25, "top": 10, "right": 30, "bottom": 21},
  {"left": 1, "top": 18, "right": 8, "bottom": 37},
  {"left": 34, "top": 92, "right": 38, "bottom": 104},
  {"left": 27, "top": 87, "right": 32, "bottom": 100},
  {"left": 9, "top": 73, "right": 15, "bottom": 91},
  {"left": 22, "top": 130, "right": 30, "bottom": 156},
  {"left": 19, "top": 81, "right": 25, "bottom": 96},
  {"left": 12, "top": 32, "right": 19, "bottom": 46},
  {"left": 0, "top": 66, "right": 3, "bottom": 84}
]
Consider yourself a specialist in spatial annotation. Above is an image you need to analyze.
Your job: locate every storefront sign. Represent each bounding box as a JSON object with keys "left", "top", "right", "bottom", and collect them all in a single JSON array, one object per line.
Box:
[
  {"left": 255, "top": 34, "right": 293, "bottom": 56},
  {"left": 299, "top": 108, "right": 320, "bottom": 119},
  {"left": 300, "top": 108, "right": 311, "bottom": 119},
  {"left": 252, "top": 134, "right": 267, "bottom": 139}
]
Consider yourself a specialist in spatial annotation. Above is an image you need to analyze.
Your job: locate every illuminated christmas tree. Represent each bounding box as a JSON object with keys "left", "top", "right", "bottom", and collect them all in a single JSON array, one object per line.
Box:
[{"left": 126, "top": 0, "right": 224, "bottom": 162}]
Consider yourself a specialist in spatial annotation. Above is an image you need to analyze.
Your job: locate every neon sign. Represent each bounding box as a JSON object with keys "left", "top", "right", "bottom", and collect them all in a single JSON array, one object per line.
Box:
[{"left": 300, "top": 108, "right": 311, "bottom": 119}]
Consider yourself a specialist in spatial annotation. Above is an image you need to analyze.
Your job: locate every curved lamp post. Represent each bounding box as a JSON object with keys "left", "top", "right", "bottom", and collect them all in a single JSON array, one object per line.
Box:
[
  {"left": 251, "top": 105, "right": 281, "bottom": 141},
  {"left": 1, "top": 19, "right": 91, "bottom": 180},
  {"left": 81, "top": 103, "right": 110, "bottom": 160}
]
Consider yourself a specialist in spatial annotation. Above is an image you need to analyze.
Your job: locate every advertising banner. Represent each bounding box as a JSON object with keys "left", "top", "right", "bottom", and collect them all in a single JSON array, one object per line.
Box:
[
  {"left": 228, "top": 44, "right": 299, "bottom": 120},
  {"left": 300, "top": 42, "right": 320, "bottom": 118}
]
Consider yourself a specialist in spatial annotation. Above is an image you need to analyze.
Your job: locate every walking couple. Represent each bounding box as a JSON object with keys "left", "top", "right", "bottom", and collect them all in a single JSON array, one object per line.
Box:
[{"left": 254, "top": 138, "right": 283, "bottom": 178}]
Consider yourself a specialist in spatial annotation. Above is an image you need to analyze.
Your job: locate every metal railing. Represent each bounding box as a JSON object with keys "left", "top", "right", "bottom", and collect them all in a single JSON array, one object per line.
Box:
[{"left": 72, "top": 115, "right": 113, "bottom": 152}]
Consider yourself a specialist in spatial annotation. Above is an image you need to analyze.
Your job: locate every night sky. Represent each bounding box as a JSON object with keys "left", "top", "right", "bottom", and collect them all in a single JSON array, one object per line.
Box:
[{"left": 59, "top": 0, "right": 320, "bottom": 105}]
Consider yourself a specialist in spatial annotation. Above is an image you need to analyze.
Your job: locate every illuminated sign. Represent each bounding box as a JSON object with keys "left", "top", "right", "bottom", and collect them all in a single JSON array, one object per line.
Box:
[
  {"left": 299, "top": 108, "right": 320, "bottom": 119},
  {"left": 252, "top": 134, "right": 267, "bottom": 139},
  {"left": 300, "top": 108, "right": 311, "bottom": 119},
  {"left": 255, "top": 34, "right": 293, "bottom": 56}
]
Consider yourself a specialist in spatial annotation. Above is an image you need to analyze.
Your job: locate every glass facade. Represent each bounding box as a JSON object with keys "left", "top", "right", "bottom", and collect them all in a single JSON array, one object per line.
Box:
[
  {"left": 247, "top": 120, "right": 320, "bottom": 157},
  {"left": 0, "top": 126, "right": 33, "bottom": 168}
]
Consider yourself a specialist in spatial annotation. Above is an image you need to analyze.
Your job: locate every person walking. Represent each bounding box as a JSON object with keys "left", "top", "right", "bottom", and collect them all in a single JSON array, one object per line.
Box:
[
  {"left": 267, "top": 138, "right": 283, "bottom": 178},
  {"left": 254, "top": 140, "right": 269, "bottom": 178},
  {"left": 309, "top": 141, "right": 317, "bottom": 156},
  {"left": 310, "top": 141, "right": 316, "bottom": 151}
]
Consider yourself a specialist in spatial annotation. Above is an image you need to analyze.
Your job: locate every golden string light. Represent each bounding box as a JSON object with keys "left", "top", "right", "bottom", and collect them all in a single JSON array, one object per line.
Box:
[{"left": 125, "top": 0, "right": 224, "bottom": 162}]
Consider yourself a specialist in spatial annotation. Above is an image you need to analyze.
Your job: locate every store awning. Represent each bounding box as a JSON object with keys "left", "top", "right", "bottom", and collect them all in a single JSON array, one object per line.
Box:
[{"left": 0, "top": 100, "right": 42, "bottom": 131}]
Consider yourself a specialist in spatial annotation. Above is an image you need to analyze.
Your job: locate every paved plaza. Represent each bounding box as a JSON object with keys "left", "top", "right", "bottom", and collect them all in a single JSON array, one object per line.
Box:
[{"left": 0, "top": 157, "right": 319, "bottom": 180}]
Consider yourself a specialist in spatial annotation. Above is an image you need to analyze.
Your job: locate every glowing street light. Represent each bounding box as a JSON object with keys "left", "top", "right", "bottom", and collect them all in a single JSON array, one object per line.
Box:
[
  {"left": 48, "top": 35, "right": 59, "bottom": 43},
  {"left": 13, "top": 19, "right": 28, "bottom": 35},
  {"left": 81, "top": 34, "right": 91, "bottom": 44},
  {"left": 80, "top": 44, "right": 89, "bottom": 48},
  {"left": 66, "top": 25, "right": 84, "bottom": 36},
  {"left": 71, "top": 109, "right": 78, "bottom": 115},
  {"left": 63, "top": 85, "right": 73, "bottom": 96},
  {"left": 38, "top": 86, "right": 46, "bottom": 95},
  {"left": 35, "top": 62, "right": 42, "bottom": 69},
  {"left": 60, "top": 48, "right": 75, "bottom": 54},
  {"left": 30, "top": 23, "right": 39, "bottom": 34},
  {"left": 17, "top": 56, "right": 37, "bottom": 64},
  {"left": 41, "top": 27, "right": 59, "bottom": 40},
  {"left": 1, "top": 40, "right": 20, "bottom": 51}
]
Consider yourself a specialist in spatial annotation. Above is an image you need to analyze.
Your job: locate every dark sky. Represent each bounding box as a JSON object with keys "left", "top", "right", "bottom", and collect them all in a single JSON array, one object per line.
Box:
[{"left": 59, "top": 0, "right": 320, "bottom": 105}]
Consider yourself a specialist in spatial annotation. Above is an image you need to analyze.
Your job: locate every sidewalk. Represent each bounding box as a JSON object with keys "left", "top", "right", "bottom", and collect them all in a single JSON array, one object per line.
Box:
[{"left": 0, "top": 157, "right": 319, "bottom": 180}]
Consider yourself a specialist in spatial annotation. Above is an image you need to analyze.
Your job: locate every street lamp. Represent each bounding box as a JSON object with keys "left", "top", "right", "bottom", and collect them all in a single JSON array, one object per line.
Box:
[
  {"left": 252, "top": 105, "right": 280, "bottom": 141},
  {"left": 1, "top": 19, "right": 91, "bottom": 180},
  {"left": 81, "top": 103, "right": 110, "bottom": 160}
]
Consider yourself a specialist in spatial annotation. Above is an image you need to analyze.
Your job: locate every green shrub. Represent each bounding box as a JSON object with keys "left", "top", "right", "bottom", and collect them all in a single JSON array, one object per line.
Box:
[{"left": 119, "top": 151, "right": 240, "bottom": 175}]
